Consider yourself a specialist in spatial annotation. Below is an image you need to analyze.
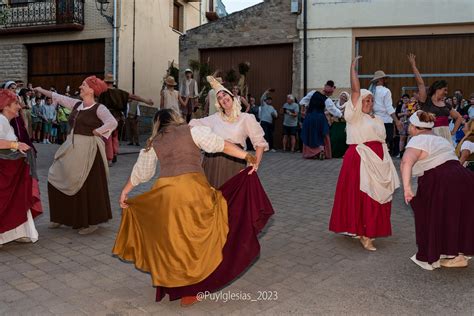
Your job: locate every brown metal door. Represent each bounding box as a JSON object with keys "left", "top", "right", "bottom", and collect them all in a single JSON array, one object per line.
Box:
[
  {"left": 357, "top": 34, "right": 474, "bottom": 103},
  {"left": 200, "top": 44, "right": 293, "bottom": 149},
  {"left": 27, "top": 39, "right": 105, "bottom": 94}
]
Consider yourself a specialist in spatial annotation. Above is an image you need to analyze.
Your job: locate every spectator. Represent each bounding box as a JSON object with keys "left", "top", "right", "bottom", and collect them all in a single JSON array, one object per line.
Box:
[
  {"left": 126, "top": 99, "right": 141, "bottom": 146},
  {"left": 300, "top": 80, "right": 342, "bottom": 159},
  {"left": 259, "top": 89, "right": 278, "bottom": 152},
  {"left": 41, "top": 97, "right": 56, "bottom": 144},
  {"left": 161, "top": 76, "right": 184, "bottom": 114},
  {"left": 468, "top": 93, "right": 474, "bottom": 120},
  {"left": 31, "top": 96, "right": 43, "bottom": 142},
  {"left": 248, "top": 96, "right": 259, "bottom": 118},
  {"left": 179, "top": 69, "right": 199, "bottom": 123},
  {"left": 456, "top": 119, "right": 474, "bottom": 170},
  {"left": 281, "top": 94, "right": 299, "bottom": 152},
  {"left": 56, "top": 104, "right": 70, "bottom": 144},
  {"left": 368, "top": 70, "right": 403, "bottom": 156},
  {"left": 397, "top": 94, "right": 411, "bottom": 158},
  {"left": 232, "top": 85, "right": 250, "bottom": 113},
  {"left": 330, "top": 91, "right": 349, "bottom": 158}
]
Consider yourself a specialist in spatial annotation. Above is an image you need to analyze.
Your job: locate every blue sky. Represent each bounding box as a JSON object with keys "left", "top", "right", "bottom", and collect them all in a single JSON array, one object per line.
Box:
[{"left": 222, "top": 0, "right": 263, "bottom": 13}]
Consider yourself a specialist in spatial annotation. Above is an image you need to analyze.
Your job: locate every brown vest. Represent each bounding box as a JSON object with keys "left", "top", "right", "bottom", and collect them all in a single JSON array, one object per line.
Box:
[
  {"left": 68, "top": 103, "right": 103, "bottom": 136},
  {"left": 153, "top": 124, "right": 203, "bottom": 177}
]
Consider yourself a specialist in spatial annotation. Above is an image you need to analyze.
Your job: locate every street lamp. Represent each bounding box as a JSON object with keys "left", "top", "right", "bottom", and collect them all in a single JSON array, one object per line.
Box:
[{"left": 95, "top": 0, "right": 113, "bottom": 25}]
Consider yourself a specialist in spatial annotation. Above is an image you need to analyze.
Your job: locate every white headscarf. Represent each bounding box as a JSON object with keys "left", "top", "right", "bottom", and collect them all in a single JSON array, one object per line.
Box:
[
  {"left": 207, "top": 76, "right": 242, "bottom": 122},
  {"left": 409, "top": 110, "right": 434, "bottom": 128}
]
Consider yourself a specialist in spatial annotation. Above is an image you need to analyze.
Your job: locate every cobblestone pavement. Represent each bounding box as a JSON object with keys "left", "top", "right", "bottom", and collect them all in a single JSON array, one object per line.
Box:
[{"left": 1, "top": 143, "right": 473, "bottom": 315}]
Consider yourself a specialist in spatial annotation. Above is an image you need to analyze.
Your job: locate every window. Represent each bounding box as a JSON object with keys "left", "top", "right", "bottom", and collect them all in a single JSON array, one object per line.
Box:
[
  {"left": 8, "top": 0, "right": 37, "bottom": 6},
  {"left": 172, "top": 1, "right": 183, "bottom": 32}
]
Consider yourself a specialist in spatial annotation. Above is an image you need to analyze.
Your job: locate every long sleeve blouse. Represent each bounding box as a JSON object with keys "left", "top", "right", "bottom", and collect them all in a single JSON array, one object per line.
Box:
[{"left": 52, "top": 93, "right": 117, "bottom": 138}]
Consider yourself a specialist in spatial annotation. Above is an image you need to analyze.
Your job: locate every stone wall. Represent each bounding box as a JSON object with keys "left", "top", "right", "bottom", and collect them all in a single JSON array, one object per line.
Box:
[
  {"left": 179, "top": 0, "right": 301, "bottom": 96},
  {"left": 0, "top": 44, "right": 27, "bottom": 84}
]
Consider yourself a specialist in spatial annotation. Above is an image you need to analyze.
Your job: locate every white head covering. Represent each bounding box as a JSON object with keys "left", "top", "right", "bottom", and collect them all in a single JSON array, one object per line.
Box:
[
  {"left": 336, "top": 91, "right": 350, "bottom": 110},
  {"left": 409, "top": 110, "right": 434, "bottom": 128},
  {"left": 4, "top": 81, "right": 16, "bottom": 89},
  {"left": 207, "top": 76, "right": 242, "bottom": 122}
]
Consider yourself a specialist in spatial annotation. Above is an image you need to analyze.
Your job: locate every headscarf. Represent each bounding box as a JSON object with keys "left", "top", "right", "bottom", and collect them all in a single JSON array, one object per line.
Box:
[
  {"left": 84, "top": 76, "right": 108, "bottom": 97},
  {"left": 336, "top": 91, "right": 350, "bottom": 110},
  {"left": 409, "top": 110, "right": 434, "bottom": 129},
  {"left": 207, "top": 76, "right": 242, "bottom": 122},
  {"left": 0, "top": 89, "right": 18, "bottom": 110},
  {"left": 4, "top": 81, "right": 16, "bottom": 89}
]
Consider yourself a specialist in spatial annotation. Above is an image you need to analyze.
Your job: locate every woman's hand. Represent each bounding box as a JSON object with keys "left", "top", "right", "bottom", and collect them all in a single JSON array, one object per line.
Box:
[
  {"left": 17, "top": 142, "right": 30, "bottom": 154},
  {"left": 248, "top": 163, "right": 259, "bottom": 175},
  {"left": 119, "top": 190, "right": 129, "bottom": 208},
  {"left": 351, "top": 55, "right": 362, "bottom": 67},
  {"left": 92, "top": 129, "right": 102, "bottom": 137},
  {"left": 404, "top": 187, "right": 415, "bottom": 204},
  {"left": 407, "top": 53, "right": 417, "bottom": 67}
]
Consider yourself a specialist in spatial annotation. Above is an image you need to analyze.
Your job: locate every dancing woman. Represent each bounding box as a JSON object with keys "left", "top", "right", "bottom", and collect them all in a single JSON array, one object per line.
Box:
[
  {"left": 189, "top": 76, "right": 268, "bottom": 188},
  {"left": 0, "top": 89, "right": 42, "bottom": 245},
  {"left": 329, "top": 56, "right": 400, "bottom": 251},
  {"left": 407, "top": 54, "right": 463, "bottom": 144},
  {"left": 35, "top": 76, "right": 117, "bottom": 235},
  {"left": 401, "top": 111, "right": 474, "bottom": 270},
  {"left": 113, "top": 109, "right": 273, "bottom": 306}
]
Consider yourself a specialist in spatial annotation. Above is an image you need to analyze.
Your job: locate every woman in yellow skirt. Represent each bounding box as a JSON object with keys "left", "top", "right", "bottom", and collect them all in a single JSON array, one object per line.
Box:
[{"left": 113, "top": 109, "right": 274, "bottom": 306}]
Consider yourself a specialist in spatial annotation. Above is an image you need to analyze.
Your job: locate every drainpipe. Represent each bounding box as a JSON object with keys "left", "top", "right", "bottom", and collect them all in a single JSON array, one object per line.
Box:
[
  {"left": 303, "top": 0, "right": 307, "bottom": 95},
  {"left": 132, "top": 0, "right": 136, "bottom": 93},
  {"left": 112, "top": 0, "right": 117, "bottom": 83}
]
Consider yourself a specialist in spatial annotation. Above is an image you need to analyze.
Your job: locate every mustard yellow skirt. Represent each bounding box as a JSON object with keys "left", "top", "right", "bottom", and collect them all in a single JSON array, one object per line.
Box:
[{"left": 112, "top": 172, "right": 229, "bottom": 287}]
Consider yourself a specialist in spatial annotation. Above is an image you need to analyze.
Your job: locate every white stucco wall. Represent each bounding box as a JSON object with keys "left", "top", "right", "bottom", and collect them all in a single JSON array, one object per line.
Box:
[
  {"left": 118, "top": 0, "right": 200, "bottom": 105},
  {"left": 300, "top": 0, "right": 474, "bottom": 93}
]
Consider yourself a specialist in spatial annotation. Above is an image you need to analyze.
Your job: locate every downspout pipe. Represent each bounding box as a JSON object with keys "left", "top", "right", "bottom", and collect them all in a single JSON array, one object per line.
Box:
[
  {"left": 112, "top": 0, "right": 117, "bottom": 84},
  {"left": 303, "top": 0, "right": 307, "bottom": 95}
]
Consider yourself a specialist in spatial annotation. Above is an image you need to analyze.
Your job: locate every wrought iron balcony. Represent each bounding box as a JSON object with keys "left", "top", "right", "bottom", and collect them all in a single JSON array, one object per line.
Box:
[{"left": 0, "top": 0, "right": 84, "bottom": 35}]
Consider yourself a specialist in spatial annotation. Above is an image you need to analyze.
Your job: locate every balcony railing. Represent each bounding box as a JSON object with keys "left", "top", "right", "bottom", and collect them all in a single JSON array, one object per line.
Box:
[{"left": 0, "top": 0, "right": 84, "bottom": 35}]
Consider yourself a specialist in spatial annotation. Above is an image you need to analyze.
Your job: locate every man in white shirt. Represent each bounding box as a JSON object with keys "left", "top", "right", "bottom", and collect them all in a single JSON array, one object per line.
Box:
[
  {"left": 299, "top": 80, "right": 342, "bottom": 118},
  {"left": 368, "top": 71, "right": 403, "bottom": 155}
]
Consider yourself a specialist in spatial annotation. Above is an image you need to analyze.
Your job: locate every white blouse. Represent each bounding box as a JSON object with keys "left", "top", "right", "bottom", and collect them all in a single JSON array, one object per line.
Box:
[
  {"left": 344, "top": 98, "right": 386, "bottom": 145},
  {"left": 189, "top": 112, "right": 268, "bottom": 150},
  {"left": 52, "top": 93, "right": 117, "bottom": 138},
  {"left": 130, "top": 126, "right": 225, "bottom": 186},
  {"left": 0, "top": 114, "right": 17, "bottom": 141},
  {"left": 406, "top": 134, "right": 458, "bottom": 177}
]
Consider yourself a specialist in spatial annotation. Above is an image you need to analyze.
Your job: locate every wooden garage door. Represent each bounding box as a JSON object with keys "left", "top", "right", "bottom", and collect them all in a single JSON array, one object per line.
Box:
[
  {"left": 200, "top": 44, "right": 293, "bottom": 149},
  {"left": 357, "top": 34, "right": 474, "bottom": 102},
  {"left": 28, "top": 39, "right": 105, "bottom": 94}
]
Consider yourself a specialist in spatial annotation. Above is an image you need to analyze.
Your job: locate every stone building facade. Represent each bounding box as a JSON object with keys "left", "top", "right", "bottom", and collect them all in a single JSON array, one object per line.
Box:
[{"left": 179, "top": 0, "right": 301, "bottom": 97}]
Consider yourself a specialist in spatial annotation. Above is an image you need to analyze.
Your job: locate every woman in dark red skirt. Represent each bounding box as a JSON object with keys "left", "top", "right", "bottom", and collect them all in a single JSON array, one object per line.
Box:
[
  {"left": 329, "top": 56, "right": 400, "bottom": 251},
  {"left": 401, "top": 110, "right": 474, "bottom": 270}
]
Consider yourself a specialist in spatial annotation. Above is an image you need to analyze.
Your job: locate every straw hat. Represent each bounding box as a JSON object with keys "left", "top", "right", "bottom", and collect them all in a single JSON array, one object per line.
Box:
[
  {"left": 371, "top": 70, "right": 388, "bottom": 82},
  {"left": 164, "top": 76, "right": 177, "bottom": 86},
  {"left": 104, "top": 73, "right": 115, "bottom": 83}
]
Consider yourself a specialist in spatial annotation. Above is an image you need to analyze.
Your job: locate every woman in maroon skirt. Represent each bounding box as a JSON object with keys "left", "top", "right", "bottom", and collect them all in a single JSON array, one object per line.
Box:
[
  {"left": 329, "top": 56, "right": 400, "bottom": 251},
  {"left": 401, "top": 110, "right": 474, "bottom": 270},
  {"left": 0, "top": 89, "right": 42, "bottom": 246}
]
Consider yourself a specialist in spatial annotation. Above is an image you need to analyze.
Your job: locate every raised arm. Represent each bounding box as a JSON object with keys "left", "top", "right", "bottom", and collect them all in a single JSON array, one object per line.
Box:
[
  {"left": 350, "top": 56, "right": 362, "bottom": 105},
  {"left": 407, "top": 54, "right": 427, "bottom": 103}
]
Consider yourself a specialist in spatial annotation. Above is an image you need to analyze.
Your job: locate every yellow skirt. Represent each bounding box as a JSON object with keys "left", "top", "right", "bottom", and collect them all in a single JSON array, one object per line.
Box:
[{"left": 112, "top": 172, "right": 229, "bottom": 287}]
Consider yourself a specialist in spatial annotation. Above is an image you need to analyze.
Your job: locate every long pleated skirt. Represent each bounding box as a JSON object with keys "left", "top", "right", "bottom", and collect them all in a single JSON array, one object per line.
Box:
[
  {"left": 329, "top": 141, "right": 392, "bottom": 238},
  {"left": 411, "top": 160, "right": 474, "bottom": 264},
  {"left": 48, "top": 150, "right": 112, "bottom": 229}
]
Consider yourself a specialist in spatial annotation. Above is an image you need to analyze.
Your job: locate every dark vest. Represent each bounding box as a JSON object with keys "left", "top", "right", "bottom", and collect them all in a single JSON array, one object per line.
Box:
[
  {"left": 307, "top": 91, "right": 327, "bottom": 113},
  {"left": 153, "top": 124, "right": 203, "bottom": 178},
  {"left": 68, "top": 102, "right": 102, "bottom": 136}
]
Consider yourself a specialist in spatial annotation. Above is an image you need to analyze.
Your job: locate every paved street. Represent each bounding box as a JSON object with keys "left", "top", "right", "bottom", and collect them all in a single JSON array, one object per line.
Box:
[{"left": 1, "top": 143, "right": 473, "bottom": 315}]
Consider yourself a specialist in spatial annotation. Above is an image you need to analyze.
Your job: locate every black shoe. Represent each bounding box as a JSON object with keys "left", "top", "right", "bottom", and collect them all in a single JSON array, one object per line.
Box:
[
  {"left": 112, "top": 155, "right": 117, "bottom": 163},
  {"left": 135, "top": 143, "right": 140, "bottom": 146},
  {"left": 127, "top": 142, "right": 134, "bottom": 146}
]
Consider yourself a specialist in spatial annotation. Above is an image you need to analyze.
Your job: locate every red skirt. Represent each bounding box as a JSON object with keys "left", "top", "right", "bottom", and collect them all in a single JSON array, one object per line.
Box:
[
  {"left": 329, "top": 141, "right": 392, "bottom": 238},
  {"left": 0, "top": 158, "right": 42, "bottom": 233},
  {"left": 155, "top": 167, "right": 274, "bottom": 301}
]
